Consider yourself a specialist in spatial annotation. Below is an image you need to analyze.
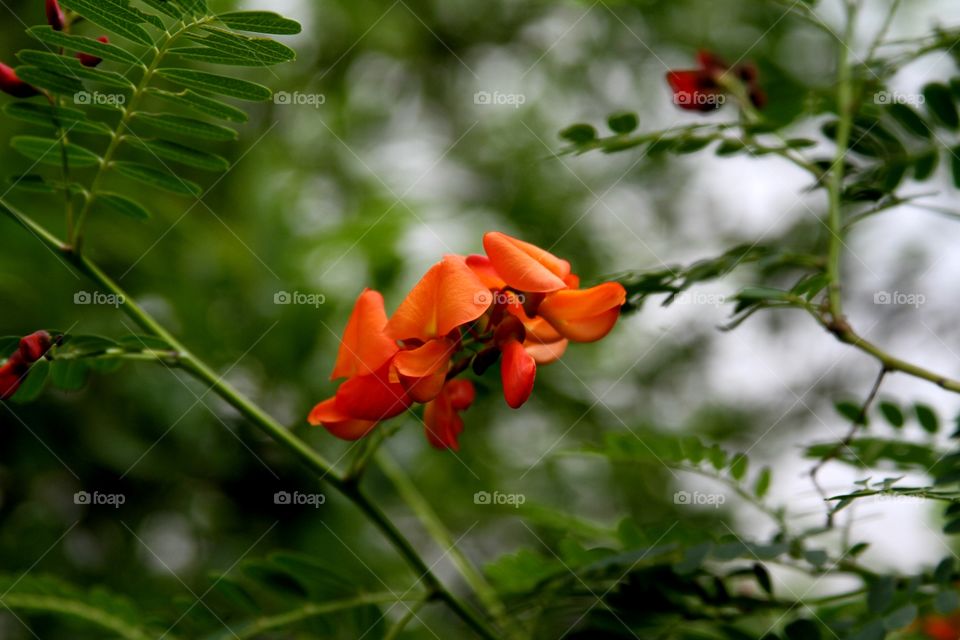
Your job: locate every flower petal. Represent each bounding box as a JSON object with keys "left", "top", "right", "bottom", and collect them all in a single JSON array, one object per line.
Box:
[
  {"left": 500, "top": 338, "right": 536, "bottom": 409},
  {"left": 524, "top": 338, "right": 568, "bottom": 364},
  {"left": 537, "top": 282, "right": 626, "bottom": 343},
  {"left": 334, "top": 364, "right": 412, "bottom": 421},
  {"left": 465, "top": 254, "right": 506, "bottom": 290},
  {"left": 392, "top": 339, "right": 454, "bottom": 378},
  {"left": 386, "top": 255, "right": 491, "bottom": 342},
  {"left": 331, "top": 289, "right": 398, "bottom": 380},
  {"left": 307, "top": 397, "right": 378, "bottom": 440},
  {"left": 482, "top": 232, "right": 570, "bottom": 293},
  {"left": 423, "top": 380, "right": 475, "bottom": 450}
]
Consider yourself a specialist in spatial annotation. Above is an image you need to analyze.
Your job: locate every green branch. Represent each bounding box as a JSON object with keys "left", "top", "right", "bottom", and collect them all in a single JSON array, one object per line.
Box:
[
  {"left": 0, "top": 593, "right": 158, "bottom": 640},
  {"left": 0, "top": 199, "right": 501, "bottom": 640}
]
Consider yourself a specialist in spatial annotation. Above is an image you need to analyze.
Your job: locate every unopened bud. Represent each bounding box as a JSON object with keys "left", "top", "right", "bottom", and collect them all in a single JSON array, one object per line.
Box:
[
  {"left": 46, "top": 0, "right": 65, "bottom": 31},
  {"left": 0, "top": 63, "right": 40, "bottom": 98},
  {"left": 18, "top": 331, "right": 52, "bottom": 363},
  {"left": 77, "top": 36, "right": 108, "bottom": 67}
]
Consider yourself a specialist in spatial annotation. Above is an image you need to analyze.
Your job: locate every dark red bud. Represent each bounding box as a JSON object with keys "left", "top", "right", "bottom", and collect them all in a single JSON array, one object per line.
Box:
[
  {"left": 18, "top": 331, "right": 52, "bottom": 363},
  {"left": 0, "top": 63, "right": 40, "bottom": 98},
  {"left": 696, "top": 49, "right": 728, "bottom": 74},
  {"left": 46, "top": 0, "right": 65, "bottom": 31},
  {"left": 77, "top": 36, "right": 108, "bottom": 67}
]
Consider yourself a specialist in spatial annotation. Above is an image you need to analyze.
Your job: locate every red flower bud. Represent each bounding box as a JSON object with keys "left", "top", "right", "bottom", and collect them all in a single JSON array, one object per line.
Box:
[
  {"left": 18, "top": 331, "right": 52, "bottom": 363},
  {"left": 46, "top": 0, "right": 65, "bottom": 30},
  {"left": 0, "top": 358, "right": 28, "bottom": 400},
  {"left": 77, "top": 36, "right": 108, "bottom": 67},
  {"left": 0, "top": 63, "right": 40, "bottom": 98}
]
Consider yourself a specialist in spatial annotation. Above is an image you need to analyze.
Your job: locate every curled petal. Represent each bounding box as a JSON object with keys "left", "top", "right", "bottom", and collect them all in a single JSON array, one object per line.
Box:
[
  {"left": 500, "top": 338, "right": 536, "bottom": 409},
  {"left": 307, "top": 396, "right": 378, "bottom": 440},
  {"left": 331, "top": 289, "right": 398, "bottom": 380},
  {"left": 482, "top": 232, "right": 570, "bottom": 293},
  {"left": 537, "top": 283, "right": 626, "bottom": 343},
  {"left": 335, "top": 364, "right": 412, "bottom": 421},
  {"left": 465, "top": 254, "right": 506, "bottom": 290},
  {"left": 386, "top": 254, "right": 491, "bottom": 342},
  {"left": 392, "top": 339, "right": 454, "bottom": 378},
  {"left": 403, "top": 370, "right": 448, "bottom": 404},
  {"left": 524, "top": 339, "right": 568, "bottom": 365},
  {"left": 506, "top": 304, "right": 563, "bottom": 344},
  {"left": 423, "top": 380, "right": 475, "bottom": 451}
]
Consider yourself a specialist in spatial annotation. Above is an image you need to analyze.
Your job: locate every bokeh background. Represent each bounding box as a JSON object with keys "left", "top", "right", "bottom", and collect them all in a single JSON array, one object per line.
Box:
[{"left": 1, "top": 0, "right": 960, "bottom": 637}]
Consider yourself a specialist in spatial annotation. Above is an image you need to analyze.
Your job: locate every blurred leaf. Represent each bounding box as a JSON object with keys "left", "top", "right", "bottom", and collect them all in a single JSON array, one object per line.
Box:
[
  {"left": 145, "top": 88, "right": 248, "bottom": 122},
  {"left": 915, "top": 404, "right": 939, "bottom": 433},
  {"left": 878, "top": 401, "right": 904, "bottom": 428},
  {"left": 11, "top": 136, "right": 100, "bottom": 167},
  {"left": 126, "top": 138, "right": 230, "bottom": 171},
  {"left": 132, "top": 112, "right": 238, "bottom": 141},
  {"left": 58, "top": 0, "right": 155, "bottom": 46},
  {"left": 607, "top": 112, "right": 638, "bottom": 134},
  {"left": 923, "top": 83, "right": 959, "bottom": 129},
  {"left": 97, "top": 193, "right": 151, "bottom": 220},
  {"left": 559, "top": 123, "right": 597, "bottom": 145},
  {"left": 215, "top": 11, "right": 303, "bottom": 35},
  {"left": 112, "top": 161, "right": 202, "bottom": 195},
  {"left": 157, "top": 68, "right": 272, "bottom": 101}
]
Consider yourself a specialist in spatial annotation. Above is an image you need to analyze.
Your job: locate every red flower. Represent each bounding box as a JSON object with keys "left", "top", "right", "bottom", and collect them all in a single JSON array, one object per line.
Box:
[
  {"left": 424, "top": 379, "right": 475, "bottom": 450},
  {"left": 666, "top": 49, "right": 765, "bottom": 112},
  {"left": 46, "top": 0, "right": 65, "bottom": 31},
  {"left": 77, "top": 37, "right": 109, "bottom": 68},
  {"left": 0, "top": 63, "right": 40, "bottom": 99},
  {"left": 308, "top": 233, "right": 626, "bottom": 451},
  {"left": 1, "top": 331, "right": 52, "bottom": 400}
]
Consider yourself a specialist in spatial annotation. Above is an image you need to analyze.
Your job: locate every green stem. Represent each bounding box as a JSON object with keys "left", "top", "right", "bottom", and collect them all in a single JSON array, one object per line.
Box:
[
  {"left": 0, "top": 594, "right": 155, "bottom": 640},
  {"left": 222, "top": 592, "right": 424, "bottom": 640},
  {"left": 0, "top": 200, "right": 500, "bottom": 640},
  {"left": 824, "top": 1, "right": 858, "bottom": 322},
  {"left": 384, "top": 597, "right": 428, "bottom": 640},
  {"left": 375, "top": 449, "right": 518, "bottom": 639}
]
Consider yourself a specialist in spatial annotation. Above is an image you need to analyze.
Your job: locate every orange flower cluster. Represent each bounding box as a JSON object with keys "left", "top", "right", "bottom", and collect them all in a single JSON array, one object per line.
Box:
[{"left": 308, "top": 232, "right": 627, "bottom": 451}]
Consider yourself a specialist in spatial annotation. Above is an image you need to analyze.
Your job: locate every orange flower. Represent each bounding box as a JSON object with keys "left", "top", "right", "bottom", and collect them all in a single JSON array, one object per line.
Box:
[
  {"left": 308, "top": 232, "right": 626, "bottom": 450},
  {"left": 424, "top": 379, "right": 475, "bottom": 450}
]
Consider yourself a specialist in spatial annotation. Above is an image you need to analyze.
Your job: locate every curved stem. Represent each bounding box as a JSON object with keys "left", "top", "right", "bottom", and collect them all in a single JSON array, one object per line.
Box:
[
  {"left": 374, "top": 449, "right": 518, "bottom": 639},
  {"left": 0, "top": 594, "right": 154, "bottom": 640},
  {"left": 0, "top": 200, "right": 500, "bottom": 640}
]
